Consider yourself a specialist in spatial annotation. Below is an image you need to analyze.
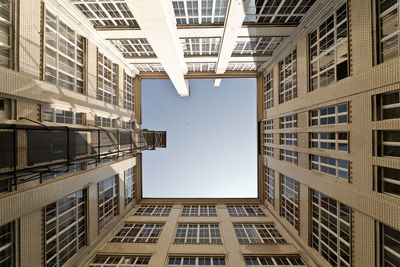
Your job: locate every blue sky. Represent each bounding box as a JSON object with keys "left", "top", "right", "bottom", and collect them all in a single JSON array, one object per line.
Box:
[{"left": 141, "top": 78, "right": 257, "bottom": 198}]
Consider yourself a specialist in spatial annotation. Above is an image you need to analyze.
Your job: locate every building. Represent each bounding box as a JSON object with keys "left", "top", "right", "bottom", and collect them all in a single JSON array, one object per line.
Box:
[{"left": 0, "top": 0, "right": 400, "bottom": 266}]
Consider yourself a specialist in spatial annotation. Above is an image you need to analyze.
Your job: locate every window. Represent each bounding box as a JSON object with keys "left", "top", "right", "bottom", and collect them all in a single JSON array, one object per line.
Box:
[
  {"left": 265, "top": 146, "right": 274, "bottom": 157},
  {"left": 88, "top": 255, "right": 150, "bottom": 267},
  {"left": 181, "top": 38, "right": 221, "bottom": 55},
  {"left": 168, "top": 256, "right": 226, "bottom": 266},
  {"left": 110, "top": 223, "right": 163, "bottom": 243},
  {"left": 234, "top": 224, "right": 286, "bottom": 244},
  {"left": 233, "top": 37, "right": 285, "bottom": 55},
  {"left": 110, "top": 39, "right": 155, "bottom": 57},
  {"left": 96, "top": 116, "right": 116, "bottom": 128},
  {"left": 311, "top": 190, "right": 352, "bottom": 267},
  {"left": 374, "top": 90, "right": 400, "bottom": 120},
  {"left": 42, "top": 163, "right": 85, "bottom": 182},
  {"left": 265, "top": 167, "right": 275, "bottom": 206},
  {"left": 123, "top": 121, "right": 132, "bottom": 130},
  {"left": 374, "top": 130, "right": 400, "bottom": 157},
  {"left": 44, "top": 9, "right": 85, "bottom": 93},
  {"left": 279, "top": 48, "right": 297, "bottom": 103},
  {"left": 280, "top": 133, "right": 297, "bottom": 146},
  {"left": 174, "top": 224, "right": 222, "bottom": 244},
  {"left": 134, "top": 63, "right": 164, "bottom": 72},
  {"left": 227, "top": 205, "right": 265, "bottom": 216},
  {"left": 265, "top": 119, "right": 273, "bottom": 130},
  {"left": 375, "top": 166, "right": 400, "bottom": 197},
  {"left": 264, "top": 71, "right": 273, "bottom": 110},
  {"left": 0, "top": 0, "right": 15, "bottom": 68},
  {"left": 124, "top": 72, "right": 134, "bottom": 111},
  {"left": 124, "top": 167, "right": 135, "bottom": 206},
  {"left": 310, "top": 155, "right": 349, "bottom": 180},
  {"left": 172, "top": 0, "right": 228, "bottom": 25},
  {"left": 244, "top": 255, "right": 306, "bottom": 266},
  {"left": 280, "top": 114, "right": 297, "bottom": 128},
  {"left": 45, "top": 189, "right": 86, "bottom": 267},
  {"left": 0, "top": 221, "right": 18, "bottom": 267},
  {"left": 98, "top": 51, "right": 118, "bottom": 105},
  {"left": 309, "top": 2, "right": 348, "bottom": 91},
  {"left": 135, "top": 205, "right": 172, "bottom": 216},
  {"left": 310, "top": 103, "right": 348, "bottom": 126},
  {"left": 98, "top": 176, "right": 118, "bottom": 230},
  {"left": 181, "top": 205, "right": 217, "bottom": 216},
  {"left": 265, "top": 133, "right": 274, "bottom": 144},
  {"left": 311, "top": 132, "right": 348, "bottom": 151},
  {"left": 376, "top": 0, "right": 400, "bottom": 63},
  {"left": 42, "top": 106, "right": 84, "bottom": 125},
  {"left": 281, "top": 175, "right": 300, "bottom": 231},
  {"left": 377, "top": 223, "right": 400, "bottom": 266},
  {"left": 280, "top": 149, "right": 298, "bottom": 164}
]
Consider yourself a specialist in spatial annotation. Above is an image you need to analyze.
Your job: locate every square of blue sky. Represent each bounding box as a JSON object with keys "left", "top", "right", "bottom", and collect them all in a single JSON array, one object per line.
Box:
[{"left": 141, "top": 78, "right": 257, "bottom": 198}]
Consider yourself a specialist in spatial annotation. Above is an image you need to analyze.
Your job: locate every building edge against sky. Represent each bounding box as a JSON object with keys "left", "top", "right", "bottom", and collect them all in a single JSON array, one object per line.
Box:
[{"left": 0, "top": 0, "right": 399, "bottom": 267}]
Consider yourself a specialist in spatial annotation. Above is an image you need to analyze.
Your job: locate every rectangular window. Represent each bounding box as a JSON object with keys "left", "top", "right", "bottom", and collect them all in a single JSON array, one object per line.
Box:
[
  {"left": 280, "top": 114, "right": 297, "bottom": 128},
  {"left": 45, "top": 189, "right": 86, "bottom": 267},
  {"left": 174, "top": 224, "right": 222, "bottom": 244},
  {"left": 168, "top": 256, "right": 226, "bottom": 266},
  {"left": 311, "top": 190, "right": 352, "bottom": 267},
  {"left": 265, "top": 167, "right": 275, "bottom": 206},
  {"left": 42, "top": 106, "right": 84, "bottom": 125},
  {"left": 123, "top": 121, "right": 132, "bottom": 130},
  {"left": 181, "top": 205, "right": 217, "bottom": 216},
  {"left": 110, "top": 223, "right": 163, "bottom": 243},
  {"left": 0, "top": 0, "right": 15, "bottom": 69},
  {"left": 375, "top": 166, "right": 400, "bottom": 197},
  {"left": 135, "top": 205, "right": 172, "bottom": 216},
  {"left": 281, "top": 175, "right": 300, "bottom": 231},
  {"left": 374, "top": 90, "right": 400, "bottom": 120},
  {"left": 96, "top": 116, "right": 116, "bottom": 128},
  {"left": 227, "top": 205, "right": 265, "bottom": 216},
  {"left": 44, "top": 9, "right": 85, "bottom": 93},
  {"left": 124, "top": 72, "right": 134, "bottom": 111},
  {"left": 233, "top": 37, "right": 285, "bottom": 55},
  {"left": 280, "top": 149, "right": 298, "bottom": 164},
  {"left": 265, "top": 146, "right": 274, "bottom": 157},
  {"left": 264, "top": 119, "right": 273, "bottom": 130},
  {"left": 264, "top": 133, "right": 274, "bottom": 144},
  {"left": 310, "top": 102, "right": 348, "bottom": 126},
  {"left": 311, "top": 132, "right": 348, "bottom": 151},
  {"left": 280, "top": 133, "right": 298, "bottom": 146},
  {"left": 98, "top": 51, "right": 118, "bottom": 105},
  {"left": 173, "top": 0, "right": 228, "bottom": 25},
  {"left": 234, "top": 224, "right": 286, "bottom": 244},
  {"left": 374, "top": 130, "right": 400, "bottom": 157},
  {"left": 279, "top": 48, "right": 297, "bottom": 103},
  {"left": 309, "top": 2, "right": 348, "bottom": 91},
  {"left": 310, "top": 154, "right": 349, "bottom": 180},
  {"left": 42, "top": 163, "right": 85, "bottom": 182},
  {"left": 376, "top": 0, "right": 400, "bottom": 63},
  {"left": 98, "top": 176, "right": 118, "bottom": 230},
  {"left": 0, "top": 221, "right": 18, "bottom": 267},
  {"left": 181, "top": 37, "right": 221, "bottom": 55},
  {"left": 56, "top": 109, "right": 73, "bottom": 124},
  {"left": 75, "top": 112, "right": 84, "bottom": 125},
  {"left": 88, "top": 255, "right": 150, "bottom": 267},
  {"left": 264, "top": 71, "right": 273, "bottom": 109},
  {"left": 244, "top": 255, "right": 306, "bottom": 266},
  {"left": 124, "top": 167, "right": 135, "bottom": 206},
  {"left": 377, "top": 223, "right": 400, "bottom": 266}
]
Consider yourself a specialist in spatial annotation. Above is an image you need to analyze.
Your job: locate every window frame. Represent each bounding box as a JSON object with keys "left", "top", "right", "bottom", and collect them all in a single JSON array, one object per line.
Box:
[
  {"left": 97, "top": 50, "right": 118, "bottom": 105},
  {"left": 110, "top": 223, "right": 164, "bottom": 243},
  {"left": 98, "top": 175, "right": 119, "bottom": 231},
  {"left": 0, "top": 0, "right": 17, "bottom": 69},
  {"left": 280, "top": 175, "right": 300, "bottom": 231},
  {"left": 263, "top": 71, "right": 273, "bottom": 110},
  {"left": 310, "top": 154, "right": 349, "bottom": 181},
  {"left": 234, "top": 223, "right": 287, "bottom": 244},
  {"left": 87, "top": 255, "right": 151, "bottom": 267},
  {"left": 0, "top": 220, "right": 19, "bottom": 267},
  {"left": 265, "top": 167, "right": 275, "bottom": 206},
  {"left": 279, "top": 48, "right": 297, "bottom": 103},
  {"left": 310, "top": 102, "right": 348, "bottom": 126},
  {"left": 181, "top": 205, "right": 217, "bottom": 216},
  {"left": 310, "top": 132, "right": 349, "bottom": 152},
  {"left": 174, "top": 224, "right": 222, "bottom": 244}
]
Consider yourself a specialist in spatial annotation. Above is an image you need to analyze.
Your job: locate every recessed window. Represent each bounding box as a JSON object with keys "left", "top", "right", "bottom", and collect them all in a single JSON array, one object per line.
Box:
[
  {"left": 374, "top": 166, "right": 400, "bottom": 197},
  {"left": 311, "top": 132, "right": 348, "bottom": 151},
  {"left": 234, "top": 224, "right": 286, "bottom": 244},
  {"left": 124, "top": 167, "right": 135, "bottom": 206},
  {"left": 373, "top": 90, "right": 400, "bottom": 120},
  {"left": 135, "top": 205, "right": 172, "bottom": 216},
  {"left": 265, "top": 167, "right": 275, "bottom": 206},
  {"left": 42, "top": 106, "right": 85, "bottom": 125},
  {"left": 244, "top": 255, "right": 306, "bottom": 266},
  {"left": 281, "top": 175, "right": 300, "bottom": 231},
  {"left": 280, "top": 149, "right": 298, "bottom": 164},
  {"left": 110, "top": 223, "right": 163, "bottom": 243},
  {"left": 377, "top": 223, "right": 400, "bottom": 266},
  {"left": 0, "top": 99, "right": 4, "bottom": 111},
  {"left": 280, "top": 133, "right": 297, "bottom": 146},
  {"left": 168, "top": 256, "right": 226, "bottom": 266},
  {"left": 0, "top": 221, "right": 18, "bottom": 267},
  {"left": 124, "top": 72, "right": 134, "bottom": 111},
  {"left": 264, "top": 133, "right": 274, "bottom": 144},
  {"left": 97, "top": 51, "right": 118, "bottom": 105},
  {"left": 98, "top": 176, "right": 118, "bottom": 230},
  {"left": 181, "top": 205, "right": 217, "bottom": 216},
  {"left": 0, "top": 0, "right": 15, "bottom": 69},
  {"left": 310, "top": 154, "right": 349, "bottom": 180},
  {"left": 87, "top": 255, "right": 150, "bottom": 267},
  {"left": 280, "top": 114, "right": 297, "bottom": 128},
  {"left": 96, "top": 116, "right": 116, "bottom": 128},
  {"left": 310, "top": 103, "right": 348, "bottom": 126},
  {"left": 279, "top": 48, "right": 297, "bottom": 103},
  {"left": 172, "top": 0, "right": 228, "bottom": 25},
  {"left": 174, "top": 224, "right": 222, "bottom": 244},
  {"left": 227, "top": 205, "right": 265, "bottom": 216},
  {"left": 265, "top": 119, "right": 274, "bottom": 130},
  {"left": 264, "top": 71, "right": 273, "bottom": 110},
  {"left": 374, "top": 130, "right": 400, "bottom": 157},
  {"left": 265, "top": 146, "right": 274, "bottom": 157}
]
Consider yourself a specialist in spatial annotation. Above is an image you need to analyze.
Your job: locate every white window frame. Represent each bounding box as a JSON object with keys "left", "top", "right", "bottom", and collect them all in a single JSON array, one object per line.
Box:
[
  {"left": 311, "top": 132, "right": 348, "bottom": 152},
  {"left": 265, "top": 167, "right": 275, "bottom": 206},
  {"left": 98, "top": 175, "right": 118, "bottom": 230},
  {"left": 97, "top": 51, "right": 118, "bottom": 105},
  {"left": 265, "top": 146, "right": 274, "bottom": 157},
  {"left": 280, "top": 133, "right": 298, "bottom": 146},
  {"left": 124, "top": 71, "right": 134, "bottom": 111},
  {"left": 110, "top": 223, "right": 163, "bottom": 243},
  {"left": 181, "top": 205, "right": 217, "bottom": 216},
  {"left": 279, "top": 48, "right": 297, "bottom": 103},
  {"left": 135, "top": 205, "right": 172, "bottom": 216},
  {"left": 281, "top": 175, "right": 300, "bottom": 231},
  {"left": 181, "top": 37, "right": 221, "bottom": 56},
  {"left": 310, "top": 102, "right": 348, "bottom": 126},
  {"left": 375, "top": 166, "right": 400, "bottom": 198},
  {"left": 0, "top": 221, "right": 18, "bottom": 267},
  {"left": 244, "top": 255, "right": 306, "bottom": 266},
  {"left": 174, "top": 224, "right": 222, "bottom": 244},
  {"left": 264, "top": 119, "right": 273, "bottom": 130},
  {"left": 280, "top": 114, "right": 297, "bottom": 129},
  {"left": 227, "top": 205, "right": 265, "bottom": 217},
  {"left": 264, "top": 71, "right": 273, "bottom": 110},
  {"left": 280, "top": 149, "right": 298, "bottom": 164},
  {"left": 172, "top": 0, "right": 228, "bottom": 25},
  {"left": 124, "top": 167, "right": 134, "bottom": 206},
  {"left": 167, "top": 256, "right": 226, "bottom": 266},
  {"left": 88, "top": 255, "right": 150, "bottom": 267},
  {"left": 311, "top": 154, "right": 349, "bottom": 180},
  {"left": 0, "top": 0, "right": 16, "bottom": 69},
  {"left": 234, "top": 224, "right": 287, "bottom": 244}
]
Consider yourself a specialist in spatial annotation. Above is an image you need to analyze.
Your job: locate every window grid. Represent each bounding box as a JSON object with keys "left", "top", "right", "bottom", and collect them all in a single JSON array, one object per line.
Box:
[
  {"left": 244, "top": 0, "right": 316, "bottom": 24},
  {"left": 280, "top": 149, "right": 298, "bottom": 164},
  {"left": 124, "top": 72, "right": 134, "bottom": 111},
  {"left": 110, "top": 39, "right": 155, "bottom": 57},
  {"left": 280, "top": 133, "right": 298, "bottom": 146},
  {"left": 279, "top": 48, "right": 297, "bottom": 103},
  {"left": 264, "top": 133, "right": 274, "bottom": 144},
  {"left": 311, "top": 132, "right": 348, "bottom": 152},
  {"left": 172, "top": 0, "right": 228, "bottom": 25},
  {"left": 311, "top": 154, "right": 349, "bottom": 180},
  {"left": 181, "top": 205, "right": 217, "bottom": 216},
  {"left": 375, "top": 166, "right": 400, "bottom": 197},
  {"left": 264, "top": 71, "right": 273, "bottom": 110},
  {"left": 174, "top": 224, "right": 222, "bottom": 244},
  {"left": 281, "top": 175, "right": 300, "bottom": 231},
  {"left": 310, "top": 103, "right": 348, "bottom": 126},
  {"left": 244, "top": 255, "right": 306, "bottom": 266},
  {"left": 98, "top": 51, "right": 118, "bottom": 105},
  {"left": 124, "top": 167, "right": 134, "bottom": 206},
  {"left": 265, "top": 119, "right": 273, "bottom": 130},
  {"left": 44, "top": 9, "right": 85, "bottom": 93},
  {"left": 0, "top": 0, "right": 15, "bottom": 68},
  {"left": 377, "top": 130, "right": 400, "bottom": 158},
  {"left": 309, "top": 2, "right": 348, "bottom": 91},
  {"left": 96, "top": 116, "right": 116, "bottom": 128},
  {"left": 265, "top": 146, "right": 274, "bottom": 157},
  {"left": 187, "top": 62, "right": 216, "bottom": 72},
  {"left": 227, "top": 205, "right": 265, "bottom": 216},
  {"left": 98, "top": 176, "right": 118, "bottom": 230},
  {"left": 70, "top": 0, "right": 139, "bottom": 28},
  {"left": 0, "top": 221, "right": 17, "bottom": 267},
  {"left": 226, "top": 62, "right": 260, "bottom": 71},
  {"left": 110, "top": 223, "right": 163, "bottom": 243},
  {"left": 133, "top": 63, "right": 164, "bottom": 72},
  {"left": 168, "top": 256, "right": 226, "bottom": 266},
  {"left": 42, "top": 106, "right": 84, "bottom": 125},
  {"left": 88, "top": 255, "right": 150, "bottom": 266},
  {"left": 280, "top": 114, "right": 297, "bottom": 129},
  {"left": 265, "top": 167, "right": 275, "bottom": 206},
  {"left": 376, "top": 0, "right": 400, "bottom": 63},
  {"left": 135, "top": 205, "right": 172, "bottom": 216},
  {"left": 181, "top": 38, "right": 221, "bottom": 56},
  {"left": 234, "top": 224, "right": 287, "bottom": 244},
  {"left": 376, "top": 90, "right": 400, "bottom": 120},
  {"left": 379, "top": 223, "right": 400, "bottom": 267},
  {"left": 233, "top": 37, "right": 285, "bottom": 55},
  {"left": 45, "top": 189, "right": 86, "bottom": 267},
  {"left": 311, "top": 190, "right": 352, "bottom": 267}
]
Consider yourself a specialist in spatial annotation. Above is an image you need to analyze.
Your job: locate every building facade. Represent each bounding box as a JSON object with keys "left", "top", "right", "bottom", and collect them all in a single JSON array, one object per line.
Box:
[{"left": 0, "top": 0, "right": 400, "bottom": 266}]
